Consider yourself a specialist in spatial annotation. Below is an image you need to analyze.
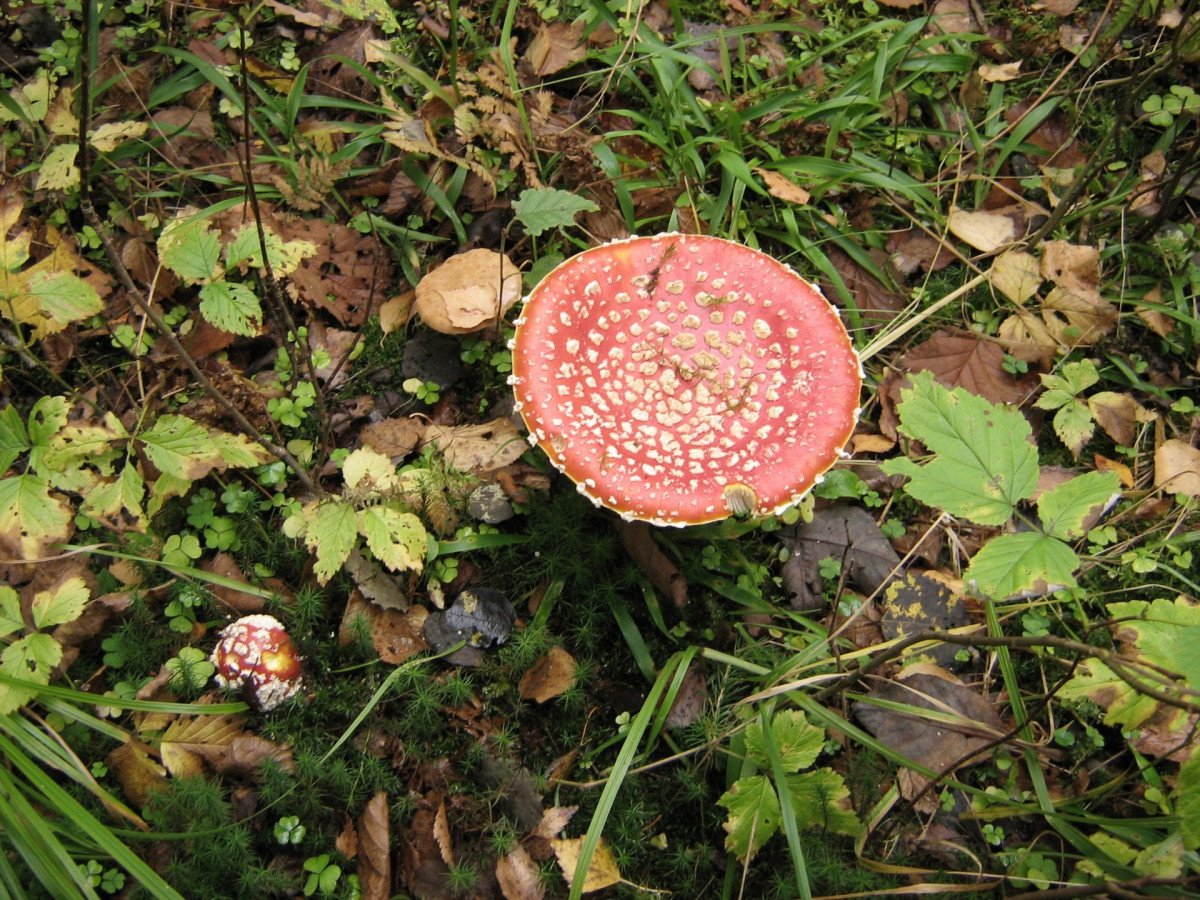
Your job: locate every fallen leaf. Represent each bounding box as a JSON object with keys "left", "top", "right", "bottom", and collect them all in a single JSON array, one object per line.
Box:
[
  {"left": 1087, "top": 391, "right": 1150, "bottom": 447},
  {"left": 551, "top": 837, "right": 623, "bottom": 892},
  {"left": 824, "top": 248, "right": 905, "bottom": 325},
  {"left": 947, "top": 206, "right": 1016, "bottom": 252},
  {"left": 1034, "top": 0, "right": 1081, "bottom": 13},
  {"left": 371, "top": 605, "right": 430, "bottom": 664},
  {"left": 929, "top": 0, "right": 976, "bottom": 35},
  {"left": 361, "top": 417, "right": 426, "bottom": 461},
  {"left": 877, "top": 0, "right": 923, "bottom": 6},
  {"left": 421, "top": 418, "right": 527, "bottom": 472},
  {"left": 663, "top": 661, "right": 709, "bottom": 729},
  {"left": 880, "top": 572, "right": 972, "bottom": 668},
  {"left": 989, "top": 249, "right": 1042, "bottom": 303},
  {"left": 754, "top": 167, "right": 811, "bottom": 205},
  {"left": 535, "top": 806, "right": 578, "bottom": 841},
  {"left": 433, "top": 797, "right": 453, "bottom": 865},
  {"left": 852, "top": 433, "right": 896, "bottom": 454},
  {"left": 378, "top": 292, "right": 415, "bottom": 334},
  {"left": 525, "top": 23, "right": 587, "bottom": 77},
  {"left": 519, "top": 647, "right": 578, "bottom": 703},
  {"left": 159, "top": 713, "right": 244, "bottom": 779},
  {"left": 344, "top": 550, "right": 409, "bottom": 611},
  {"left": 1136, "top": 285, "right": 1175, "bottom": 338},
  {"left": 1006, "top": 100, "right": 1087, "bottom": 169},
  {"left": 996, "top": 307, "right": 1059, "bottom": 368},
  {"left": 978, "top": 61, "right": 1021, "bottom": 82},
  {"left": 781, "top": 506, "right": 901, "bottom": 610},
  {"left": 901, "top": 329, "right": 1040, "bottom": 406},
  {"left": 497, "top": 846, "right": 545, "bottom": 900},
  {"left": 106, "top": 741, "right": 167, "bottom": 810},
  {"left": 204, "top": 552, "right": 267, "bottom": 615},
  {"left": 1095, "top": 454, "right": 1135, "bottom": 489},
  {"left": 1041, "top": 285, "right": 1118, "bottom": 347},
  {"left": 614, "top": 518, "right": 689, "bottom": 608},
  {"left": 1155, "top": 440, "right": 1200, "bottom": 497},
  {"left": 414, "top": 249, "right": 521, "bottom": 334}
]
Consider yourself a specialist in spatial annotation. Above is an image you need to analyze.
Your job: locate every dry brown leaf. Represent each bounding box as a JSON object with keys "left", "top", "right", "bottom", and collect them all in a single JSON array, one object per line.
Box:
[
  {"left": 525, "top": 23, "right": 587, "bottom": 77},
  {"left": 372, "top": 605, "right": 429, "bottom": 664},
  {"left": 518, "top": 647, "right": 578, "bottom": 703},
  {"left": 1087, "top": 392, "right": 1150, "bottom": 447},
  {"left": 551, "top": 837, "right": 623, "bottom": 892},
  {"left": 978, "top": 61, "right": 1021, "bottom": 82},
  {"left": 663, "top": 662, "right": 709, "bottom": 730},
  {"left": 106, "top": 742, "right": 167, "bottom": 810},
  {"left": 947, "top": 207, "right": 1016, "bottom": 252},
  {"left": 852, "top": 433, "right": 896, "bottom": 454},
  {"left": 1041, "top": 285, "right": 1118, "bottom": 346},
  {"left": 378, "top": 292, "right": 414, "bottom": 334},
  {"left": 337, "top": 817, "right": 359, "bottom": 859},
  {"left": 497, "top": 846, "right": 546, "bottom": 900},
  {"left": 1155, "top": 440, "right": 1200, "bottom": 497},
  {"left": 886, "top": 228, "right": 954, "bottom": 275},
  {"left": 754, "top": 167, "right": 811, "bottom": 205},
  {"left": 421, "top": 418, "right": 527, "bottom": 472},
  {"left": 361, "top": 417, "right": 426, "bottom": 461},
  {"left": 876, "top": 0, "right": 923, "bottom": 6},
  {"left": 415, "top": 249, "right": 521, "bottom": 334},
  {"left": 996, "top": 308, "right": 1058, "bottom": 368},
  {"left": 159, "top": 713, "right": 244, "bottom": 779},
  {"left": 1095, "top": 454, "right": 1135, "bottom": 489},
  {"left": 825, "top": 248, "right": 905, "bottom": 325},
  {"left": 344, "top": 550, "right": 409, "bottom": 611},
  {"left": 433, "top": 797, "right": 454, "bottom": 865},
  {"left": 989, "top": 249, "right": 1042, "bottom": 303},
  {"left": 614, "top": 519, "right": 689, "bottom": 608},
  {"left": 930, "top": 0, "right": 977, "bottom": 35},
  {"left": 902, "top": 329, "right": 1039, "bottom": 406},
  {"left": 1034, "top": 0, "right": 1081, "bottom": 13},
  {"left": 534, "top": 805, "right": 579, "bottom": 841},
  {"left": 358, "top": 792, "right": 391, "bottom": 900},
  {"left": 211, "top": 734, "right": 295, "bottom": 777},
  {"left": 204, "top": 552, "right": 267, "bottom": 615},
  {"left": 1136, "top": 285, "right": 1175, "bottom": 338}
]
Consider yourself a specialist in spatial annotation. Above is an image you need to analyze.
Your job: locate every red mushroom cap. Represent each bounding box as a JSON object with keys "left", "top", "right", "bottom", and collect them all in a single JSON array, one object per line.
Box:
[
  {"left": 510, "top": 234, "right": 861, "bottom": 526},
  {"left": 210, "top": 614, "right": 303, "bottom": 711}
]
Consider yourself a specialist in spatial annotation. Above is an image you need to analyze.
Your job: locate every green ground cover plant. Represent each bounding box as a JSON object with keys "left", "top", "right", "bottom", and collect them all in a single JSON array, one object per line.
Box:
[{"left": 1, "top": 0, "right": 1199, "bottom": 897}]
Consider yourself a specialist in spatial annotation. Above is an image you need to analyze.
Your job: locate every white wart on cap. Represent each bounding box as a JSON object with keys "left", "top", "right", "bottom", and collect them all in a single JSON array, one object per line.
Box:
[{"left": 510, "top": 234, "right": 862, "bottom": 527}]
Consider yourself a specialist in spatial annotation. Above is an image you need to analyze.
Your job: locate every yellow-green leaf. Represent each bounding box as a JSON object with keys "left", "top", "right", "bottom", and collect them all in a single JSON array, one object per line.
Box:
[
  {"left": 0, "top": 585, "right": 22, "bottom": 637},
  {"left": 358, "top": 504, "right": 426, "bottom": 573},
  {"left": 307, "top": 499, "right": 358, "bottom": 584},
  {"left": 0, "top": 473, "right": 73, "bottom": 560},
  {"left": 31, "top": 575, "right": 89, "bottom": 629}
]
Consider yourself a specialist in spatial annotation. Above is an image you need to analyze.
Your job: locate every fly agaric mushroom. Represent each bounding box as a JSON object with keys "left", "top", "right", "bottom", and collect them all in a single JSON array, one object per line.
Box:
[
  {"left": 210, "top": 615, "right": 303, "bottom": 711},
  {"left": 510, "top": 234, "right": 861, "bottom": 526}
]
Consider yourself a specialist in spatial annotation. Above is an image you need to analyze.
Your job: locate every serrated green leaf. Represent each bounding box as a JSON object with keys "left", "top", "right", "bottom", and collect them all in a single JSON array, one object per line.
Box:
[
  {"left": 0, "top": 472, "right": 73, "bottom": 560},
  {"left": 226, "top": 225, "right": 317, "bottom": 275},
  {"left": 208, "top": 430, "right": 272, "bottom": 469},
  {"left": 83, "top": 464, "right": 146, "bottom": 529},
  {"left": 512, "top": 188, "right": 600, "bottom": 237},
  {"left": 783, "top": 768, "right": 861, "bottom": 836},
  {"left": 881, "top": 371, "right": 1038, "bottom": 526},
  {"left": 307, "top": 500, "right": 358, "bottom": 584},
  {"left": 0, "top": 404, "right": 30, "bottom": 472},
  {"left": 22, "top": 268, "right": 103, "bottom": 336},
  {"left": 1111, "top": 597, "right": 1200, "bottom": 699},
  {"left": 718, "top": 774, "right": 781, "bottom": 862},
  {"left": 358, "top": 504, "right": 426, "bottom": 573},
  {"left": 744, "top": 709, "right": 824, "bottom": 773},
  {"left": 138, "top": 415, "right": 222, "bottom": 481},
  {"left": 31, "top": 575, "right": 89, "bottom": 629},
  {"left": 343, "top": 447, "right": 397, "bottom": 493},
  {"left": 43, "top": 420, "right": 123, "bottom": 478},
  {"left": 157, "top": 213, "right": 221, "bottom": 283},
  {"left": 26, "top": 395, "right": 70, "bottom": 475},
  {"left": 0, "top": 585, "right": 23, "bottom": 637},
  {"left": 1051, "top": 400, "right": 1095, "bottom": 457},
  {"left": 0, "top": 633, "right": 62, "bottom": 713},
  {"left": 1038, "top": 470, "right": 1120, "bottom": 540},
  {"left": 964, "top": 531, "right": 1079, "bottom": 599},
  {"left": 199, "top": 280, "right": 263, "bottom": 336}
]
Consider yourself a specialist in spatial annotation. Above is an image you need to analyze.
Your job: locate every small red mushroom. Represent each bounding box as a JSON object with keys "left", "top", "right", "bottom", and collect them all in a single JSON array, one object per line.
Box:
[
  {"left": 510, "top": 234, "right": 862, "bottom": 526},
  {"left": 210, "top": 615, "right": 303, "bottom": 711}
]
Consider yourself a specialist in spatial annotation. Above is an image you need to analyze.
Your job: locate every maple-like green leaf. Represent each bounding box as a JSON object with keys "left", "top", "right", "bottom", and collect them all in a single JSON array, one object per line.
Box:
[
  {"left": 0, "top": 632, "right": 62, "bottom": 713},
  {"left": 358, "top": 504, "right": 426, "bottom": 573},
  {"left": 1035, "top": 360, "right": 1100, "bottom": 411},
  {"left": 199, "top": 280, "right": 263, "bottom": 336},
  {"left": 783, "top": 769, "right": 861, "bottom": 837},
  {"left": 0, "top": 585, "right": 23, "bottom": 637},
  {"left": 225, "top": 225, "right": 318, "bottom": 276},
  {"left": 83, "top": 463, "right": 146, "bottom": 529},
  {"left": 0, "top": 473, "right": 73, "bottom": 560},
  {"left": 343, "top": 447, "right": 398, "bottom": 493},
  {"left": 964, "top": 531, "right": 1079, "bottom": 599},
  {"left": 31, "top": 575, "right": 89, "bottom": 629},
  {"left": 157, "top": 213, "right": 221, "bottom": 284},
  {"left": 307, "top": 499, "right": 358, "bottom": 584},
  {"left": 744, "top": 709, "right": 824, "bottom": 773},
  {"left": 138, "top": 415, "right": 222, "bottom": 481},
  {"left": 1176, "top": 754, "right": 1200, "bottom": 851},
  {"left": 0, "top": 404, "right": 29, "bottom": 472},
  {"left": 881, "top": 371, "right": 1038, "bottom": 526},
  {"left": 1038, "top": 470, "right": 1120, "bottom": 540},
  {"left": 512, "top": 188, "right": 600, "bottom": 237},
  {"left": 718, "top": 774, "right": 782, "bottom": 862}
]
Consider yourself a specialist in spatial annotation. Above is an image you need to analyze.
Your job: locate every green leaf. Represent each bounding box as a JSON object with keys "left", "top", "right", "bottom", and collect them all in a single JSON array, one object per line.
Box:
[
  {"left": 963, "top": 531, "right": 1079, "bottom": 599},
  {"left": 31, "top": 576, "right": 89, "bottom": 629},
  {"left": 718, "top": 774, "right": 781, "bottom": 862},
  {"left": 1038, "top": 470, "right": 1120, "bottom": 540},
  {"left": 1058, "top": 659, "right": 1158, "bottom": 728},
  {"left": 1037, "top": 359, "right": 1099, "bottom": 404},
  {"left": 82, "top": 463, "right": 146, "bottom": 529},
  {"left": 343, "top": 447, "right": 397, "bottom": 493},
  {"left": 1051, "top": 400, "right": 1095, "bottom": 457},
  {"left": 358, "top": 505, "right": 427, "bottom": 573},
  {"left": 744, "top": 709, "right": 824, "bottom": 773},
  {"left": 881, "top": 371, "right": 1038, "bottom": 526},
  {"left": 307, "top": 500, "right": 358, "bottom": 584},
  {"left": 208, "top": 429, "right": 271, "bottom": 469},
  {"left": 0, "top": 404, "right": 30, "bottom": 472},
  {"left": 1175, "top": 754, "right": 1200, "bottom": 851},
  {"left": 157, "top": 213, "right": 221, "bottom": 283},
  {"left": 27, "top": 396, "right": 70, "bottom": 448},
  {"left": 0, "top": 633, "right": 62, "bottom": 713},
  {"left": 0, "top": 585, "right": 23, "bottom": 637},
  {"left": 512, "top": 188, "right": 600, "bottom": 237},
  {"left": 226, "top": 225, "right": 317, "bottom": 275},
  {"left": 138, "top": 415, "right": 222, "bottom": 481},
  {"left": 0, "top": 472, "right": 73, "bottom": 560},
  {"left": 199, "top": 280, "right": 263, "bottom": 336},
  {"left": 782, "top": 769, "right": 861, "bottom": 836},
  {"left": 23, "top": 269, "right": 103, "bottom": 334},
  {"left": 1111, "top": 597, "right": 1200, "bottom": 697},
  {"left": 311, "top": 0, "right": 398, "bottom": 30}
]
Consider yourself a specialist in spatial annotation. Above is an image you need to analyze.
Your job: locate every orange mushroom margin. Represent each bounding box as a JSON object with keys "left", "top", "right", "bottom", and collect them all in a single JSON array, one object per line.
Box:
[{"left": 509, "top": 234, "right": 863, "bottom": 527}]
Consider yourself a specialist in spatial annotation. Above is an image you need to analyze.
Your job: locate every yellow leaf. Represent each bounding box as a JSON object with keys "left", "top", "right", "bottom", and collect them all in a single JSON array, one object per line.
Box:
[
  {"left": 550, "top": 837, "right": 623, "bottom": 893},
  {"left": 39, "top": 144, "right": 80, "bottom": 191},
  {"left": 89, "top": 121, "right": 150, "bottom": 152},
  {"left": 1155, "top": 439, "right": 1200, "bottom": 497},
  {"left": 947, "top": 207, "right": 1015, "bottom": 252},
  {"left": 989, "top": 249, "right": 1042, "bottom": 303}
]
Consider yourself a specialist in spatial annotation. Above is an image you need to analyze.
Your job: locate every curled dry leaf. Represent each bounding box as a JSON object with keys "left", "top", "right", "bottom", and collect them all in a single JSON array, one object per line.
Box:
[
  {"left": 1155, "top": 440, "right": 1200, "bottom": 497},
  {"left": 886, "top": 228, "right": 953, "bottom": 275},
  {"left": 371, "top": 604, "right": 430, "bottom": 664},
  {"left": 524, "top": 22, "right": 587, "bottom": 77},
  {"left": 978, "top": 61, "right": 1021, "bottom": 82},
  {"left": 754, "top": 167, "right": 811, "bottom": 205},
  {"left": 518, "top": 646, "right": 578, "bottom": 703},
  {"left": 414, "top": 248, "right": 521, "bottom": 334},
  {"left": 1088, "top": 391, "right": 1151, "bottom": 447},
  {"left": 497, "top": 846, "right": 545, "bottom": 900}
]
